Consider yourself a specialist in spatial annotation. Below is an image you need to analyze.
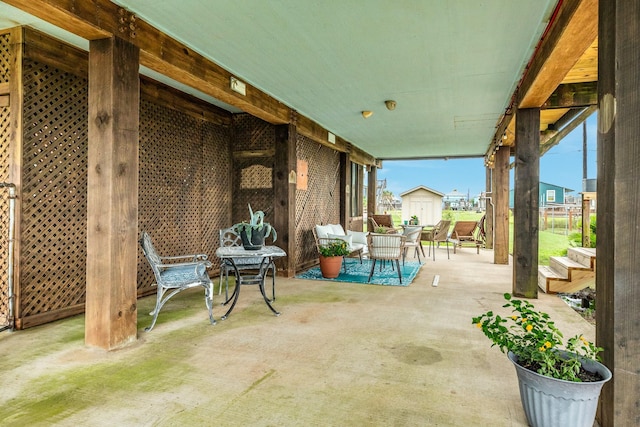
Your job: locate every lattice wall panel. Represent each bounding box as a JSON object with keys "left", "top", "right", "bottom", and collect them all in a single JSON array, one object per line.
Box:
[
  {"left": 201, "top": 121, "right": 232, "bottom": 271},
  {"left": 0, "top": 102, "right": 10, "bottom": 326},
  {"left": 138, "top": 99, "right": 226, "bottom": 293},
  {"left": 0, "top": 33, "right": 9, "bottom": 84},
  {"left": 231, "top": 114, "right": 275, "bottom": 225},
  {"left": 295, "top": 135, "right": 341, "bottom": 267},
  {"left": 20, "top": 60, "right": 88, "bottom": 318}
]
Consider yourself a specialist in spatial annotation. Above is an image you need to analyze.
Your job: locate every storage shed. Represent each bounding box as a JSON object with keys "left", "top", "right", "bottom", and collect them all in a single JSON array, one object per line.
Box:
[{"left": 400, "top": 186, "right": 444, "bottom": 226}]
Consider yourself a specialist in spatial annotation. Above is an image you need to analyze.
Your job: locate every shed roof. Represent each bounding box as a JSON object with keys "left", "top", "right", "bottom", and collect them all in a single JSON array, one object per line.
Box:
[{"left": 400, "top": 186, "right": 444, "bottom": 198}]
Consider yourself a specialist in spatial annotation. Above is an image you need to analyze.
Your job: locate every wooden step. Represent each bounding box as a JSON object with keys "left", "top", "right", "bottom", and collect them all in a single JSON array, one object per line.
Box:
[
  {"left": 538, "top": 265, "right": 564, "bottom": 292},
  {"left": 567, "top": 247, "right": 596, "bottom": 269},
  {"left": 550, "top": 256, "right": 591, "bottom": 278}
]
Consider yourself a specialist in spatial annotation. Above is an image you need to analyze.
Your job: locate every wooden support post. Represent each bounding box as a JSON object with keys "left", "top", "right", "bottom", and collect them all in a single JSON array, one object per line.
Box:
[
  {"left": 513, "top": 108, "right": 540, "bottom": 298},
  {"left": 367, "top": 166, "right": 377, "bottom": 227},
  {"left": 8, "top": 28, "right": 24, "bottom": 327},
  {"left": 597, "top": 1, "right": 640, "bottom": 424},
  {"left": 274, "top": 124, "right": 297, "bottom": 278},
  {"left": 339, "top": 152, "right": 351, "bottom": 230},
  {"left": 493, "top": 147, "right": 510, "bottom": 265},
  {"left": 582, "top": 195, "right": 590, "bottom": 247},
  {"left": 484, "top": 167, "right": 494, "bottom": 249},
  {"left": 86, "top": 36, "right": 139, "bottom": 350}
]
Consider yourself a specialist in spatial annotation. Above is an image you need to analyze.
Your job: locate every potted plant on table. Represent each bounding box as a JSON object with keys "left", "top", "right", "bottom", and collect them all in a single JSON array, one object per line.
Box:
[
  {"left": 232, "top": 204, "right": 277, "bottom": 250},
  {"left": 473, "top": 293, "right": 611, "bottom": 427},
  {"left": 409, "top": 215, "right": 419, "bottom": 225},
  {"left": 318, "top": 239, "right": 350, "bottom": 278}
]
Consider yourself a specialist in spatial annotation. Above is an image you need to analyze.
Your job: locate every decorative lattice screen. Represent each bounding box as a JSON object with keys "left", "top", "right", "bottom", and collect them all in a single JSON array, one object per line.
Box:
[
  {"left": 231, "top": 114, "right": 275, "bottom": 225},
  {"left": 0, "top": 33, "right": 11, "bottom": 328},
  {"left": 20, "top": 59, "right": 89, "bottom": 321},
  {"left": 295, "top": 135, "right": 341, "bottom": 268},
  {"left": 137, "top": 100, "right": 232, "bottom": 294}
]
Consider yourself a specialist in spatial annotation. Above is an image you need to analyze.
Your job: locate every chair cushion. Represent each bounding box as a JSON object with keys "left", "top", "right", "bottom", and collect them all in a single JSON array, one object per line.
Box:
[
  {"left": 315, "top": 224, "right": 334, "bottom": 239},
  {"left": 159, "top": 264, "right": 208, "bottom": 286}
]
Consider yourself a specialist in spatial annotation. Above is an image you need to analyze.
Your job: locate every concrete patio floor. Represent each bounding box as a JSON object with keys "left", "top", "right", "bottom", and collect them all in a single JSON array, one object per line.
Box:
[{"left": 0, "top": 247, "right": 597, "bottom": 426}]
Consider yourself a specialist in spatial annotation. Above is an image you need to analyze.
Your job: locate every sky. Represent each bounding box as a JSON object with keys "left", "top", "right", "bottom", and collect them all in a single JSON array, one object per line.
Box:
[{"left": 377, "top": 112, "right": 598, "bottom": 199}]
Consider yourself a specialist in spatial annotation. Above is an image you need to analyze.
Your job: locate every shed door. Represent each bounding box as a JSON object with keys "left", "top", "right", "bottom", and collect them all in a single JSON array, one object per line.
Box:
[{"left": 410, "top": 198, "right": 434, "bottom": 225}]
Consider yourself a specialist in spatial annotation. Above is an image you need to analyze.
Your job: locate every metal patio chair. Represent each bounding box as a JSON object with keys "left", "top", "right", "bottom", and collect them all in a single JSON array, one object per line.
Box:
[{"left": 139, "top": 231, "right": 215, "bottom": 331}]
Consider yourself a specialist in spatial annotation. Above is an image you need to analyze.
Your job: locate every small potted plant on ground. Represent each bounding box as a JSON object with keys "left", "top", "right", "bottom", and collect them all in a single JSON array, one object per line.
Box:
[
  {"left": 232, "top": 204, "right": 277, "bottom": 250},
  {"left": 473, "top": 293, "right": 611, "bottom": 427},
  {"left": 318, "top": 239, "right": 350, "bottom": 278}
]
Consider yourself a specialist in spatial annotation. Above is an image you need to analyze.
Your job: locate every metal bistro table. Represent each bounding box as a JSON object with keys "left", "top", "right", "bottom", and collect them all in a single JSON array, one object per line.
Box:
[{"left": 215, "top": 245, "right": 286, "bottom": 320}]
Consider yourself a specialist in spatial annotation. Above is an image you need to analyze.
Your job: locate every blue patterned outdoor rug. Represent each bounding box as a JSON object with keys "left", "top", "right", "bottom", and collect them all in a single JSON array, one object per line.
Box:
[{"left": 296, "top": 258, "right": 422, "bottom": 286}]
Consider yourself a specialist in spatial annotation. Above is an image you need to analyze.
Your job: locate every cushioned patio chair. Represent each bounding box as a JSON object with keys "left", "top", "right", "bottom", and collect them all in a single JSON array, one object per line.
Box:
[
  {"left": 313, "top": 224, "right": 368, "bottom": 272},
  {"left": 427, "top": 220, "right": 452, "bottom": 260},
  {"left": 449, "top": 220, "right": 481, "bottom": 254},
  {"left": 402, "top": 225, "right": 424, "bottom": 264},
  {"left": 367, "top": 233, "right": 406, "bottom": 283},
  {"left": 139, "top": 231, "right": 215, "bottom": 331},
  {"left": 219, "top": 227, "right": 276, "bottom": 302}
]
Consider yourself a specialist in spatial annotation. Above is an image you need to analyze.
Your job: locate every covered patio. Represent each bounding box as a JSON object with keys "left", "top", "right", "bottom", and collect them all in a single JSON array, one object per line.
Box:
[
  {"left": 0, "top": 249, "right": 597, "bottom": 425},
  {"left": 0, "top": 1, "right": 639, "bottom": 425}
]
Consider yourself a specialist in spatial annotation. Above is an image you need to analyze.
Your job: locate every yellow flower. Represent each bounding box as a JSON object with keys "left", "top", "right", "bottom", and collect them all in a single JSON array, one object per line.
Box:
[
  {"left": 521, "top": 318, "right": 527, "bottom": 323},
  {"left": 525, "top": 324, "right": 533, "bottom": 332},
  {"left": 476, "top": 322, "right": 482, "bottom": 328},
  {"left": 511, "top": 315, "right": 518, "bottom": 321},
  {"left": 539, "top": 346, "right": 546, "bottom": 352},
  {"left": 545, "top": 341, "right": 552, "bottom": 348}
]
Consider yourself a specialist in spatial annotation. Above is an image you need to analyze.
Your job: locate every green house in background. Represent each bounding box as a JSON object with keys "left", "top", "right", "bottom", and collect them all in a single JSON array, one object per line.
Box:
[{"left": 509, "top": 182, "right": 574, "bottom": 208}]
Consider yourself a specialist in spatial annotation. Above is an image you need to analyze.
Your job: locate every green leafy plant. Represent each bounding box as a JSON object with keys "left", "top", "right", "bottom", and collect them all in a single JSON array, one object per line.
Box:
[
  {"left": 318, "top": 240, "right": 350, "bottom": 257},
  {"left": 232, "top": 204, "right": 277, "bottom": 243},
  {"left": 472, "top": 293, "right": 602, "bottom": 382},
  {"left": 374, "top": 226, "right": 387, "bottom": 234}
]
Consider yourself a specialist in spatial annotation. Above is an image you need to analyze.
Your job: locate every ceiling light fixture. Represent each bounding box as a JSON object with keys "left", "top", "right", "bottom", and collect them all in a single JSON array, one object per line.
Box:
[
  {"left": 385, "top": 100, "right": 397, "bottom": 111},
  {"left": 362, "top": 110, "right": 373, "bottom": 119}
]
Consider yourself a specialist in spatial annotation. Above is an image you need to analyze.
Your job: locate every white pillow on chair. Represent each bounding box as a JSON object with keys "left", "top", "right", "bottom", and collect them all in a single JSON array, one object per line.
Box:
[
  {"left": 329, "top": 224, "right": 346, "bottom": 235},
  {"left": 315, "top": 224, "right": 334, "bottom": 239}
]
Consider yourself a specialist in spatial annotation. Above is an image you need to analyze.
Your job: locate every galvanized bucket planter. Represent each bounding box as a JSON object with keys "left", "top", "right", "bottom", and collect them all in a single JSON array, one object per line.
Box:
[{"left": 508, "top": 351, "right": 612, "bottom": 427}]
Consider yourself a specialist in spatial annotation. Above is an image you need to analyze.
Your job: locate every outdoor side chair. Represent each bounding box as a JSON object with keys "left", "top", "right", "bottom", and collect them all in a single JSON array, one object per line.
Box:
[
  {"left": 450, "top": 220, "right": 481, "bottom": 254},
  {"left": 402, "top": 225, "right": 424, "bottom": 264},
  {"left": 139, "top": 231, "right": 215, "bottom": 332},
  {"left": 219, "top": 227, "right": 277, "bottom": 302},
  {"left": 367, "top": 233, "right": 406, "bottom": 283},
  {"left": 427, "top": 220, "right": 452, "bottom": 261}
]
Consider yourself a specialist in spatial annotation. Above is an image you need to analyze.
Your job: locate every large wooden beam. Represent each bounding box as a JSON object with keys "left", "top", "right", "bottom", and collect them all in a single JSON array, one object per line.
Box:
[
  {"left": 488, "top": 0, "right": 597, "bottom": 159},
  {"left": 367, "top": 166, "right": 377, "bottom": 220},
  {"left": 8, "top": 27, "right": 25, "bottom": 327},
  {"left": 512, "top": 108, "right": 540, "bottom": 298},
  {"left": 85, "top": 36, "right": 139, "bottom": 350},
  {"left": 484, "top": 167, "right": 494, "bottom": 250},
  {"left": 273, "top": 124, "right": 297, "bottom": 278},
  {"left": 493, "top": 147, "right": 510, "bottom": 265},
  {"left": 518, "top": 0, "right": 598, "bottom": 108},
  {"left": 541, "top": 82, "right": 598, "bottom": 109},
  {"left": 596, "top": 1, "right": 640, "bottom": 425}
]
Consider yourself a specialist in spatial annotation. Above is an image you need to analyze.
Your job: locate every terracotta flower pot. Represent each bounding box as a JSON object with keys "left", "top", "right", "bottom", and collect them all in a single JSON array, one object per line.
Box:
[{"left": 319, "top": 255, "right": 343, "bottom": 278}]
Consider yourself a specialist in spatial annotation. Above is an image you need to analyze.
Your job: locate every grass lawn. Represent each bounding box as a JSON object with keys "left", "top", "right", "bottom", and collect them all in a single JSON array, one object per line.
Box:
[{"left": 387, "top": 209, "right": 573, "bottom": 265}]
